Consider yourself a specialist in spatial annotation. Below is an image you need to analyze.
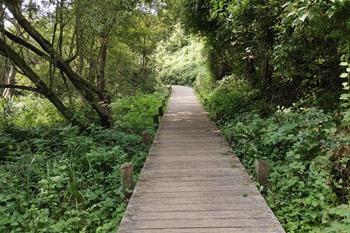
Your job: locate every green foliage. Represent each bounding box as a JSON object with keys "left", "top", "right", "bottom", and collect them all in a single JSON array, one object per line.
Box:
[
  {"left": 203, "top": 75, "right": 261, "bottom": 121},
  {"left": 104, "top": 3, "right": 167, "bottom": 95},
  {"left": 219, "top": 108, "right": 348, "bottom": 232},
  {"left": 155, "top": 25, "right": 209, "bottom": 86},
  {"left": 1, "top": 0, "right": 169, "bottom": 126},
  {"left": 0, "top": 91, "right": 165, "bottom": 232},
  {"left": 0, "top": 126, "right": 132, "bottom": 233},
  {"left": 111, "top": 92, "right": 168, "bottom": 133},
  {"left": 175, "top": 0, "right": 350, "bottom": 107},
  {"left": 0, "top": 96, "right": 63, "bottom": 128},
  {"left": 321, "top": 204, "right": 350, "bottom": 233},
  {"left": 193, "top": 68, "right": 215, "bottom": 101}
]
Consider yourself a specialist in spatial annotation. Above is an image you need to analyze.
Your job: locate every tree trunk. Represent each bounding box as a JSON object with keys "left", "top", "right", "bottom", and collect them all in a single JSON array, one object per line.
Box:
[
  {"left": 4, "top": 1, "right": 112, "bottom": 127},
  {"left": 0, "top": 37, "right": 80, "bottom": 126},
  {"left": 97, "top": 35, "right": 108, "bottom": 96},
  {"left": 87, "top": 39, "right": 97, "bottom": 83},
  {"left": 0, "top": 3, "right": 15, "bottom": 99},
  {"left": 75, "top": 0, "right": 84, "bottom": 75},
  {"left": 2, "top": 61, "right": 16, "bottom": 98}
]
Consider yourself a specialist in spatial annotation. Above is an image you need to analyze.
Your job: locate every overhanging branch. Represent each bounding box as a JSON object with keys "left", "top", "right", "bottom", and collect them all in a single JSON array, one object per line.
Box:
[
  {"left": 1, "top": 28, "right": 50, "bottom": 60},
  {"left": 0, "top": 84, "right": 42, "bottom": 94}
]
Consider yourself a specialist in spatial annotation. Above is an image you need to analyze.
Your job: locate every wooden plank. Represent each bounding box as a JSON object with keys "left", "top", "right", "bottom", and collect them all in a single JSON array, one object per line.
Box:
[
  {"left": 131, "top": 190, "right": 263, "bottom": 199},
  {"left": 145, "top": 157, "right": 234, "bottom": 163},
  {"left": 135, "top": 180, "right": 251, "bottom": 187},
  {"left": 119, "top": 218, "right": 282, "bottom": 230},
  {"left": 134, "top": 184, "right": 257, "bottom": 193},
  {"left": 139, "top": 178, "right": 248, "bottom": 184},
  {"left": 119, "top": 228, "right": 284, "bottom": 233},
  {"left": 125, "top": 203, "right": 269, "bottom": 212},
  {"left": 124, "top": 209, "right": 274, "bottom": 220},
  {"left": 130, "top": 195, "right": 265, "bottom": 205}
]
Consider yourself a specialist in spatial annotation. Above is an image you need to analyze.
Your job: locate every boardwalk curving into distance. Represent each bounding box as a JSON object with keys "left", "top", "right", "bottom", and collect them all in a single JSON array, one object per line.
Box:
[{"left": 118, "top": 86, "right": 285, "bottom": 233}]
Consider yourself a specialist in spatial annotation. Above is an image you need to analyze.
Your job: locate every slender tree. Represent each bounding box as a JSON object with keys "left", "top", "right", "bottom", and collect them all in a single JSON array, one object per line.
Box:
[{"left": 0, "top": 0, "right": 112, "bottom": 127}]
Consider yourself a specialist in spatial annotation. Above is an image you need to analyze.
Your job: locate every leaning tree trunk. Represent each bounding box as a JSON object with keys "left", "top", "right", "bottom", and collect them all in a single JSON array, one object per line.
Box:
[
  {"left": 4, "top": 1, "right": 112, "bottom": 127},
  {"left": 0, "top": 37, "right": 80, "bottom": 126},
  {"left": 2, "top": 16, "right": 23, "bottom": 99}
]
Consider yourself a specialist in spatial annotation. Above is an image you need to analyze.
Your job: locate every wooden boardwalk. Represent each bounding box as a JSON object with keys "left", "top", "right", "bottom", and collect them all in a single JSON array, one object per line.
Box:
[{"left": 118, "top": 86, "right": 285, "bottom": 233}]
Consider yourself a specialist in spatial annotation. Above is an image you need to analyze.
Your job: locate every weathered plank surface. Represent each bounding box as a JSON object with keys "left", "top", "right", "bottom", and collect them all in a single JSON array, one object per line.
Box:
[{"left": 118, "top": 86, "right": 285, "bottom": 233}]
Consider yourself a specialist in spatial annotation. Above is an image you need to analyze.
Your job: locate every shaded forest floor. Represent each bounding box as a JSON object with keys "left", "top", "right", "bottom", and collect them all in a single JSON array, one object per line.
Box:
[{"left": 0, "top": 91, "right": 169, "bottom": 233}]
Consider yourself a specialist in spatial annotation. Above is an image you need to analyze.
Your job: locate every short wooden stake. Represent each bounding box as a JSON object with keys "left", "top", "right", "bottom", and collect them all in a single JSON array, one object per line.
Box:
[
  {"left": 121, "top": 162, "right": 134, "bottom": 201},
  {"left": 255, "top": 160, "right": 270, "bottom": 186},
  {"left": 141, "top": 130, "right": 152, "bottom": 145},
  {"left": 167, "top": 85, "right": 172, "bottom": 94},
  {"left": 158, "top": 106, "right": 164, "bottom": 117},
  {"left": 153, "top": 114, "right": 159, "bottom": 125}
]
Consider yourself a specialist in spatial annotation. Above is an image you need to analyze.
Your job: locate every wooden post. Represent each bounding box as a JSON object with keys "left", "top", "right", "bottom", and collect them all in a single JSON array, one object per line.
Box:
[
  {"left": 167, "top": 85, "right": 172, "bottom": 95},
  {"left": 158, "top": 105, "right": 164, "bottom": 117},
  {"left": 121, "top": 162, "right": 134, "bottom": 202},
  {"left": 141, "top": 130, "right": 152, "bottom": 145},
  {"left": 153, "top": 114, "right": 159, "bottom": 125},
  {"left": 170, "top": 85, "right": 173, "bottom": 94},
  {"left": 255, "top": 160, "right": 270, "bottom": 186}
]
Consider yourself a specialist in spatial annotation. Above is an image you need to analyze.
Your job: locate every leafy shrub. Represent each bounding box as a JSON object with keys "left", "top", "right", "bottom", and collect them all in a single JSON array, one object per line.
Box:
[
  {"left": 179, "top": 0, "right": 348, "bottom": 105},
  {"left": 194, "top": 69, "right": 215, "bottom": 101},
  {"left": 204, "top": 75, "right": 262, "bottom": 121},
  {"left": 321, "top": 204, "right": 350, "bottom": 233},
  {"left": 0, "top": 96, "right": 63, "bottom": 128},
  {"left": 219, "top": 108, "right": 350, "bottom": 232},
  {"left": 155, "top": 26, "right": 207, "bottom": 86},
  {"left": 111, "top": 92, "right": 167, "bottom": 134}
]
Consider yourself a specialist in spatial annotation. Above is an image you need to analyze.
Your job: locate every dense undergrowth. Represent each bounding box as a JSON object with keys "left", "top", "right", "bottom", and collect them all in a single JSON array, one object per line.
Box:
[
  {"left": 155, "top": 25, "right": 208, "bottom": 86},
  {"left": 0, "top": 91, "right": 168, "bottom": 233},
  {"left": 195, "top": 75, "right": 350, "bottom": 232}
]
